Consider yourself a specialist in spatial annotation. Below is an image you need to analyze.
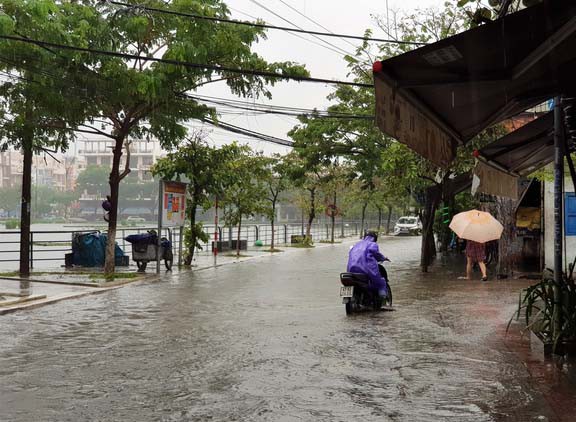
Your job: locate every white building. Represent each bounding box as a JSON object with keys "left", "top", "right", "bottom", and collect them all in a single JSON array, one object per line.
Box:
[
  {"left": 0, "top": 150, "right": 78, "bottom": 191},
  {"left": 77, "top": 136, "right": 163, "bottom": 182}
]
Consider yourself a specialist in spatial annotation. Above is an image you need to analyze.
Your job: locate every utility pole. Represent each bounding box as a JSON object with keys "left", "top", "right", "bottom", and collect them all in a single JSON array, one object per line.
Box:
[{"left": 553, "top": 96, "right": 564, "bottom": 343}]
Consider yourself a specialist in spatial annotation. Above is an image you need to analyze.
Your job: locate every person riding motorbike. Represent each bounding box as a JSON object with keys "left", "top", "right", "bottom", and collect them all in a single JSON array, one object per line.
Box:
[{"left": 347, "top": 230, "right": 389, "bottom": 298}]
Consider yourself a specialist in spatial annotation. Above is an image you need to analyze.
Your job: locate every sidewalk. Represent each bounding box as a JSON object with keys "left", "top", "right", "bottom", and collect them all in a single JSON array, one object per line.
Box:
[{"left": 0, "top": 239, "right": 357, "bottom": 314}]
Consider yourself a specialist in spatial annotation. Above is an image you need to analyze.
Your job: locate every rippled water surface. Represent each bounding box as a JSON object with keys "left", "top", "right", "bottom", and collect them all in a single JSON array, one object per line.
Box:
[{"left": 0, "top": 237, "right": 560, "bottom": 421}]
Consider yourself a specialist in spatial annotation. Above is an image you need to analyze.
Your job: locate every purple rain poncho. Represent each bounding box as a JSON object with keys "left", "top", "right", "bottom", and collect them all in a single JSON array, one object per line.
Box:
[{"left": 347, "top": 235, "right": 388, "bottom": 296}]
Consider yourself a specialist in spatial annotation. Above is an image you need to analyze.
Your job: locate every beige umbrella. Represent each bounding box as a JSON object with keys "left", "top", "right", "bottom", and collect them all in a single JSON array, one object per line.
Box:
[{"left": 449, "top": 209, "right": 503, "bottom": 243}]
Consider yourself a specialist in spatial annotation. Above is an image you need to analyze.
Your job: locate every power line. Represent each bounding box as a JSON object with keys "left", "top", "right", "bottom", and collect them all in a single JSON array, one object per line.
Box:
[
  {"left": 0, "top": 67, "right": 295, "bottom": 148},
  {"left": 275, "top": 0, "right": 360, "bottom": 51},
  {"left": 201, "top": 117, "right": 293, "bottom": 147},
  {"left": 0, "top": 34, "right": 373, "bottom": 88},
  {"left": 227, "top": 6, "right": 348, "bottom": 58},
  {"left": 106, "top": 0, "right": 425, "bottom": 46},
  {"left": 184, "top": 93, "right": 374, "bottom": 120},
  {"left": 246, "top": 0, "right": 356, "bottom": 59},
  {"left": 0, "top": 65, "right": 372, "bottom": 120}
]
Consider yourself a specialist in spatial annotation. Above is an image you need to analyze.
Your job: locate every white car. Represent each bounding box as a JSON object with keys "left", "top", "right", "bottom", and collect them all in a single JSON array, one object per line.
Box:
[
  {"left": 393, "top": 216, "right": 422, "bottom": 236},
  {"left": 126, "top": 216, "right": 146, "bottom": 223}
]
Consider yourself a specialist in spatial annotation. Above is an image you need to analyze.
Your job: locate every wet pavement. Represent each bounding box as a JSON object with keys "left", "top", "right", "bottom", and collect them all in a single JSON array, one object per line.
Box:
[{"left": 0, "top": 236, "right": 573, "bottom": 421}]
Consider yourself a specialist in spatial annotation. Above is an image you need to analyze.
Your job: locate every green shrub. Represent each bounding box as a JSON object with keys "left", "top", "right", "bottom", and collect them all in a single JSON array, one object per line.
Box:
[
  {"left": 4, "top": 219, "right": 20, "bottom": 229},
  {"left": 511, "top": 266, "right": 576, "bottom": 353}
]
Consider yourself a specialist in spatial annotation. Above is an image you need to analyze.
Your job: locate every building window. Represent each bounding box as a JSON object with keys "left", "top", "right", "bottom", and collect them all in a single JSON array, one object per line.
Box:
[{"left": 565, "top": 193, "right": 576, "bottom": 236}]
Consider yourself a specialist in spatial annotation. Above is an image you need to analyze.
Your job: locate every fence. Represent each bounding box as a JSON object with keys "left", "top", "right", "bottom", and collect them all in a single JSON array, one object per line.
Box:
[{"left": 0, "top": 221, "right": 366, "bottom": 270}]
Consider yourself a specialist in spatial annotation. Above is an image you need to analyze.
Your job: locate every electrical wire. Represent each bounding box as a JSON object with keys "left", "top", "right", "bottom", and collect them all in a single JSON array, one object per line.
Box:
[
  {"left": 0, "top": 63, "right": 374, "bottom": 121},
  {"left": 106, "top": 0, "right": 425, "bottom": 46},
  {"left": 201, "top": 117, "right": 294, "bottom": 146},
  {"left": 228, "top": 6, "right": 350, "bottom": 59},
  {"left": 183, "top": 93, "right": 374, "bottom": 120},
  {"left": 246, "top": 0, "right": 356, "bottom": 59},
  {"left": 0, "top": 66, "right": 296, "bottom": 147},
  {"left": 0, "top": 34, "right": 373, "bottom": 88},
  {"left": 275, "top": 0, "right": 360, "bottom": 51},
  {"left": 273, "top": 0, "right": 377, "bottom": 71}
]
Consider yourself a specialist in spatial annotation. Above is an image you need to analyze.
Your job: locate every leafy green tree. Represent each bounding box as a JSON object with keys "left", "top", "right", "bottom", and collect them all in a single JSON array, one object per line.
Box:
[
  {"left": 289, "top": 3, "right": 483, "bottom": 271},
  {"left": 0, "top": 0, "right": 307, "bottom": 274},
  {"left": 152, "top": 135, "right": 247, "bottom": 264},
  {"left": 320, "top": 162, "right": 353, "bottom": 243},
  {"left": 221, "top": 147, "right": 267, "bottom": 257},
  {"left": 75, "top": 165, "right": 110, "bottom": 197},
  {"left": 283, "top": 151, "right": 326, "bottom": 245},
  {"left": 0, "top": 186, "right": 21, "bottom": 216},
  {"left": 260, "top": 155, "right": 293, "bottom": 251},
  {"left": 0, "top": 24, "right": 87, "bottom": 276},
  {"left": 455, "top": 0, "right": 535, "bottom": 26},
  {"left": 30, "top": 186, "right": 79, "bottom": 219}
]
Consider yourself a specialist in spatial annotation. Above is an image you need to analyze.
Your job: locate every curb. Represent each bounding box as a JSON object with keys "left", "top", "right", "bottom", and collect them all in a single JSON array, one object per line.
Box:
[{"left": 0, "top": 274, "right": 161, "bottom": 315}]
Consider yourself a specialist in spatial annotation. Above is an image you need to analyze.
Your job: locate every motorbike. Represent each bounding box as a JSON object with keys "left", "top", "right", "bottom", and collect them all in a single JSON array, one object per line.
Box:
[{"left": 340, "top": 262, "right": 393, "bottom": 315}]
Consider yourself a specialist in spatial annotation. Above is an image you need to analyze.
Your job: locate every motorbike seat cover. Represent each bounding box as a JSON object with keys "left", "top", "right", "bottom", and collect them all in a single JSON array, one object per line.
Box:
[{"left": 340, "top": 272, "right": 370, "bottom": 286}]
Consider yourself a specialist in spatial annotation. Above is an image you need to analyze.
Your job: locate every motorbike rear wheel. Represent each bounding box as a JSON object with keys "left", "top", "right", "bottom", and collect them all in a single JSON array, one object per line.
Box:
[
  {"left": 383, "top": 285, "right": 393, "bottom": 307},
  {"left": 345, "top": 292, "right": 361, "bottom": 315}
]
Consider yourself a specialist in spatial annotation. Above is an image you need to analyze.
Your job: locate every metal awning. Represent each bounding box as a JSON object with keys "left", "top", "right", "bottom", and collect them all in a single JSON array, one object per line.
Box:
[
  {"left": 479, "top": 112, "right": 554, "bottom": 176},
  {"left": 471, "top": 112, "right": 554, "bottom": 199},
  {"left": 373, "top": 0, "right": 576, "bottom": 167}
]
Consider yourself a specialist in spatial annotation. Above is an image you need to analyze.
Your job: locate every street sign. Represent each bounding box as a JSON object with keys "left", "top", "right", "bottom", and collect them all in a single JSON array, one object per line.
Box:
[{"left": 161, "top": 181, "right": 187, "bottom": 227}]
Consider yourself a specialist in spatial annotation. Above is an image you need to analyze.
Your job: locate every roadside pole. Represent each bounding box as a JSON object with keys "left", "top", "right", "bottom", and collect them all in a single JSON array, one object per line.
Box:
[
  {"left": 553, "top": 96, "right": 564, "bottom": 341},
  {"left": 214, "top": 197, "right": 219, "bottom": 263},
  {"left": 156, "top": 180, "right": 163, "bottom": 275}
]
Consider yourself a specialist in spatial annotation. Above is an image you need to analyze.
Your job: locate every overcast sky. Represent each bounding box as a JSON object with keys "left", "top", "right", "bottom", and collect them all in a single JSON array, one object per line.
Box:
[{"left": 196, "top": 0, "right": 443, "bottom": 154}]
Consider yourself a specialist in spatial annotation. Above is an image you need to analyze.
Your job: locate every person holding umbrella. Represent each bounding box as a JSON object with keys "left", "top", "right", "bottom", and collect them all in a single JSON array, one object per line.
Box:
[
  {"left": 449, "top": 210, "right": 503, "bottom": 282},
  {"left": 465, "top": 240, "right": 488, "bottom": 281}
]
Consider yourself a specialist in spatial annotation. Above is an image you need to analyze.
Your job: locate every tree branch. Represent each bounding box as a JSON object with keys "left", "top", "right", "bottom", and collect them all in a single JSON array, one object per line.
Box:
[
  {"left": 78, "top": 123, "right": 117, "bottom": 139},
  {"left": 119, "top": 140, "right": 132, "bottom": 181}
]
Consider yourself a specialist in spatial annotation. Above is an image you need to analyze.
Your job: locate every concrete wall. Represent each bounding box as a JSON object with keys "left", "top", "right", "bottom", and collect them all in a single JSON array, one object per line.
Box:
[{"left": 544, "top": 168, "right": 576, "bottom": 269}]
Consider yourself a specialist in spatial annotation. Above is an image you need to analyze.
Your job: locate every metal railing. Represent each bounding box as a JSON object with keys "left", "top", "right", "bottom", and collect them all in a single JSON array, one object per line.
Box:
[{"left": 0, "top": 221, "right": 365, "bottom": 270}]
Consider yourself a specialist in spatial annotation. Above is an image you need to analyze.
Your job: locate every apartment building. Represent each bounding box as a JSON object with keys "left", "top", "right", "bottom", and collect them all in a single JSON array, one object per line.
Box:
[
  {"left": 0, "top": 150, "right": 80, "bottom": 191},
  {"left": 77, "top": 137, "right": 163, "bottom": 182}
]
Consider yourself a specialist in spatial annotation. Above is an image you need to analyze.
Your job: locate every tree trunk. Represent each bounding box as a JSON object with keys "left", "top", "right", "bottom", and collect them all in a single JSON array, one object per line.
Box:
[
  {"left": 184, "top": 198, "right": 198, "bottom": 266},
  {"left": 330, "top": 190, "right": 336, "bottom": 243},
  {"left": 420, "top": 185, "right": 441, "bottom": 272},
  {"left": 19, "top": 139, "right": 33, "bottom": 278},
  {"left": 386, "top": 205, "right": 393, "bottom": 235},
  {"left": 271, "top": 200, "right": 276, "bottom": 251},
  {"left": 305, "top": 188, "right": 316, "bottom": 241},
  {"left": 360, "top": 201, "right": 368, "bottom": 239},
  {"left": 377, "top": 206, "right": 383, "bottom": 234},
  {"left": 492, "top": 197, "right": 516, "bottom": 278},
  {"left": 438, "top": 195, "right": 455, "bottom": 253},
  {"left": 104, "top": 137, "right": 124, "bottom": 275},
  {"left": 236, "top": 216, "right": 242, "bottom": 257}
]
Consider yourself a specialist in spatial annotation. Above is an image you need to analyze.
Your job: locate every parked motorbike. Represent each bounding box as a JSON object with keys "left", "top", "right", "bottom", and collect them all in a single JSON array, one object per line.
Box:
[{"left": 340, "top": 262, "right": 393, "bottom": 315}]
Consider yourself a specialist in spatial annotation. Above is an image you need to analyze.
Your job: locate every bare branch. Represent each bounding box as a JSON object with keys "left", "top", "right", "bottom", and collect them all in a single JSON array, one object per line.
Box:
[
  {"left": 78, "top": 123, "right": 117, "bottom": 139},
  {"left": 119, "top": 139, "right": 132, "bottom": 181}
]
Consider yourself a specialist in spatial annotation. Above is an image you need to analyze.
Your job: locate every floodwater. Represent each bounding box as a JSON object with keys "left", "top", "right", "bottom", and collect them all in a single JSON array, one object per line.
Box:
[{"left": 0, "top": 236, "right": 568, "bottom": 421}]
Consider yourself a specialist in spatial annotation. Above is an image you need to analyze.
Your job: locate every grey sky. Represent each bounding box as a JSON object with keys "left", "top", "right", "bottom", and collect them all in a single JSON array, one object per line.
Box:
[{"left": 197, "top": 0, "right": 443, "bottom": 154}]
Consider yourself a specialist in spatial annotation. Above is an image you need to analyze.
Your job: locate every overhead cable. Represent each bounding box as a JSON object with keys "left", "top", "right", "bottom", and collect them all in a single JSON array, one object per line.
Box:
[
  {"left": 106, "top": 0, "right": 425, "bottom": 46},
  {"left": 201, "top": 117, "right": 294, "bottom": 146},
  {"left": 275, "top": 0, "right": 361, "bottom": 51},
  {"left": 246, "top": 0, "right": 356, "bottom": 58},
  {"left": 0, "top": 34, "right": 373, "bottom": 88},
  {"left": 182, "top": 93, "right": 374, "bottom": 120}
]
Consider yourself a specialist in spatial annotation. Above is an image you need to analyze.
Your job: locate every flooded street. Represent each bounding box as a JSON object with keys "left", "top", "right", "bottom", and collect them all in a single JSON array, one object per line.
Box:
[{"left": 0, "top": 236, "right": 565, "bottom": 421}]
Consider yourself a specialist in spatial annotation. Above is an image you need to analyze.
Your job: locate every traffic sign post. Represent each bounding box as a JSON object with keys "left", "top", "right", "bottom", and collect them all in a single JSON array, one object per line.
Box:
[{"left": 157, "top": 180, "right": 188, "bottom": 274}]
